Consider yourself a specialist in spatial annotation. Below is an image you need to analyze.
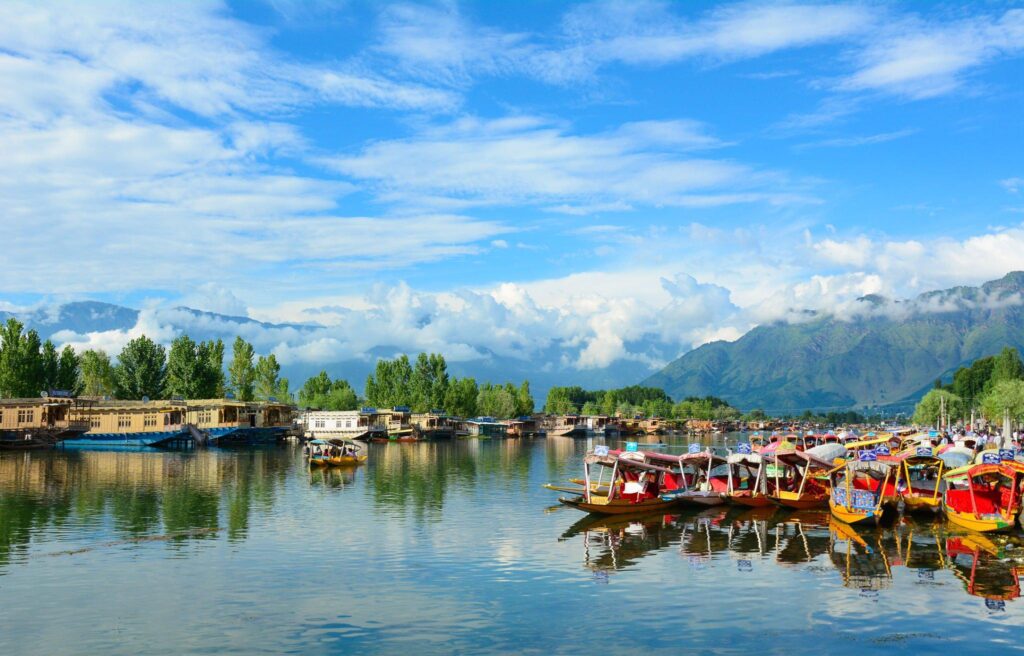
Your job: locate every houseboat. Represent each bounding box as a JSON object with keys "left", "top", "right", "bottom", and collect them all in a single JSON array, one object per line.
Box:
[
  {"left": 464, "top": 417, "right": 508, "bottom": 438},
  {"left": 361, "top": 407, "right": 414, "bottom": 441},
  {"left": 67, "top": 399, "right": 191, "bottom": 448},
  {"left": 0, "top": 394, "right": 90, "bottom": 449},
  {"left": 411, "top": 410, "right": 456, "bottom": 439},
  {"left": 186, "top": 398, "right": 294, "bottom": 446},
  {"left": 303, "top": 409, "right": 381, "bottom": 441}
]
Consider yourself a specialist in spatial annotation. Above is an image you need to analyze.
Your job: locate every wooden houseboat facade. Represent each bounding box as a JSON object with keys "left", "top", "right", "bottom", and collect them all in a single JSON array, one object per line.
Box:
[
  {"left": 0, "top": 395, "right": 90, "bottom": 449},
  {"left": 69, "top": 399, "right": 191, "bottom": 448},
  {"left": 186, "top": 399, "right": 294, "bottom": 445}
]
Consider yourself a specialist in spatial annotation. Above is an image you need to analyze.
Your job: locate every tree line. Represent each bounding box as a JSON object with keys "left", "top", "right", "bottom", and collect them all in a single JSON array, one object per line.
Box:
[
  {"left": 543, "top": 385, "right": 744, "bottom": 420},
  {"left": 0, "top": 318, "right": 287, "bottom": 402},
  {"left": 914, "top": 347, "right": 1024, "bottom": 425},
  {"left": 296, "top": 353, "right": 534, "bottom": 420}
]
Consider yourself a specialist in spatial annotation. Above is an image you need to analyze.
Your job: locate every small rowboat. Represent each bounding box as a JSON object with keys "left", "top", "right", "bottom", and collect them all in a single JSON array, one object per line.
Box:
[
  {"left": 306, "top": 438, "right": 367, "bottom": 467},
  {"left": 549, "top": 447, "right": 688, "bottom": 516}
]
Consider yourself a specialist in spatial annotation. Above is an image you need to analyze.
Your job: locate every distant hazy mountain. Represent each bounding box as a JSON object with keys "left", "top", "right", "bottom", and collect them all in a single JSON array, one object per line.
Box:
[{"left": 643, "top": 272, "right": 1024, "bottom": 413}]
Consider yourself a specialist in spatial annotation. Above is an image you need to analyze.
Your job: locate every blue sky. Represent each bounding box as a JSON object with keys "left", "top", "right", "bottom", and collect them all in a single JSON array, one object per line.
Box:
[{"left": 3, "top": 1, "right": 1024, "bottom": 375}]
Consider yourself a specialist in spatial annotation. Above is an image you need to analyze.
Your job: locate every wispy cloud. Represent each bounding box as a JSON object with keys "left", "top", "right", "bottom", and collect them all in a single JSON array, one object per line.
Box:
[
  {"left": 1002, "top": 177, "right": 1024, "bottom": 194},
  {"left": 325, "top": 115, "right": 812, "bottom": 213},
  {"left": 795, "top": 128, "right": 917, "bottom": 149}
]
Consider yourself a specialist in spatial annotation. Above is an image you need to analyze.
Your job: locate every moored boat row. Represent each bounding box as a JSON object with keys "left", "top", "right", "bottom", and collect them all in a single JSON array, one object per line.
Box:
[{"left": 548, "top": 434, "right": 1024, "bottom": 533}]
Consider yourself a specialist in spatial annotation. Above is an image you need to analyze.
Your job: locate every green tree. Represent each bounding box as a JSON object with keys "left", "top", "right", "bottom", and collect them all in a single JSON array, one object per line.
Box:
[
  {"left": 951, "top": 355, "right": 995, "bottom": 409},
  {"left": 912, "top": 389, "right": 963, "bottom": 426},
  {"left": 477, "top": 383, "right": 516, "bottom": 419},
  {"left": 443, "top": 377, "right": 478, "bottom": 418},
  {"left": 581, "top": 401, "right": 600, "bottom": 416},
  {"left": 514, "top": 380, "right": 534, "bottom": 416},
  {"left": 298, "top": 371, "right": 358, "bottom": 410},
  {"left": 410, "top": 353, "right": 449, "bottom": 411},
  {"left": 990, "top": 347, "right": 1024, "bottom": 386},
  {"left": 115, "top": 336, "right": 167, "bottom": 399},
  {"left": 228, "top": 337, "right": 256, "bottom": 401},
  {"left": 274, "top": 377, "right": 292, "bottom": 403},
  {"left": 41, "top": 340, "right": 59, "bottom": 391},
  {"left": 56, "top": 345, "right": 80, "bottom": 393},
  {"left": 544, "top": 387, "right": 578, "bottom": 414},
  {"left": 79, "top": 349, "right": 116, "bottom": 397},
  {"left": 166, "top": 335, "right": 201, "bottom": 398},
  {"left": 365, "top": 355, "right": 414, "bottom": 408},
  {"left": 196, "top": 339, "right": 225, "bottom": 397},
  {"left": 254, "top": 353, "right": 281, "bottom": 401},
  {"left": 980, "top": 379, "right": 1024, "bottom": 423},
  {"left": 0, "top": 319, "right": 46, "bottom": 397}
]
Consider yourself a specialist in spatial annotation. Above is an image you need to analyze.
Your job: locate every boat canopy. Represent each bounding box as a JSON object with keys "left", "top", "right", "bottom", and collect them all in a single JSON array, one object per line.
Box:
[
  {"left": 806, "top": 443, "right": 846, "bottom": 463},
  {"left": 727, "top": 452, "right": 763, "bottom": 465}
]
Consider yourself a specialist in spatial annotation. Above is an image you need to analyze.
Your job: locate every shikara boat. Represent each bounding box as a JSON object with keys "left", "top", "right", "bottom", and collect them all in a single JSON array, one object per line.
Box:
[
  {"left": 661, "top": 447, "right": 729, "bottom": 507},
  {"left": 768, "top": 443, "right": 843, "bottom": 510},
  {"left": 554, "top": 448, "right": 687, "bottom": 515},
  {"left": 828, "top": 452, "right": 898, "bottom": 526},
  {"left": 942, "top": 455, "right": 1024, "bottom": 532},
  {"left": 725, "top": 446, "right": 773, "bottom": 508},
  {"left": 306, "top": 438, "right": 368, "bottom": 467},
  {"left": 893, "top": 446, "right": 947, "bottom": 514}
]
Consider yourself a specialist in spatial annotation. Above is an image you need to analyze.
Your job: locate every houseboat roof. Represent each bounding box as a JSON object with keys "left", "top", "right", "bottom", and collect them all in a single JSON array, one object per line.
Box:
[
  {"left": 82, "top": 399, "right": 186, "bottom": 411},
  {"left": 0, "top": 396, "right": 81, "bottom": 406}
]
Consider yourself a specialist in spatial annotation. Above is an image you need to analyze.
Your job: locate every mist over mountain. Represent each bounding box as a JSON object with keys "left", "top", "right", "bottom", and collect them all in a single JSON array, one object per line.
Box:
[
  {"left": 644, "top": 272, "right": 1024, "bottom": 413},
  {"left": 0, "top": 300, "right": 655, "bottom": 399}
]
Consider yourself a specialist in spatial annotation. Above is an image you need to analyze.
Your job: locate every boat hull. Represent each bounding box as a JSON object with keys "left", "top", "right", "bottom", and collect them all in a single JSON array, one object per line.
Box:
[
  {"left": 729, "top": 493, "right": 774, "bottom": 508},
  {"left": 829, "top": 499, "right": 892, "bottom": 526},
  {"left": 309, "top": 455, "right": 366, "bottom": 467},
  {"left": 901, "top": 496, "right": 942, "bottom": 514},
  {"left": 773, "top": 492, "right": 828, "bottom": 510},
  {"left": 943, "top": 506, "right": 1016, "bottom": 533},
  {"left": 559, "top": 495, "right": 680, "bottom": 516},
  {"left": 61, "top": 429, "right": 191, "bottom": 448}
]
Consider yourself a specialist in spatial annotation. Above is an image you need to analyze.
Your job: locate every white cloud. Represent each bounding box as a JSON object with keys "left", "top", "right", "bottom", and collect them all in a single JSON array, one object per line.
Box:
[
  {"left": 326, "top": 115, "right": 810, "bottom": 211},
  {"left": 1002, "top": 177, "right": 1024, "bottom": 194},
  {"left": 839, "top": 9, "right": 1024, "bottom": 98}
]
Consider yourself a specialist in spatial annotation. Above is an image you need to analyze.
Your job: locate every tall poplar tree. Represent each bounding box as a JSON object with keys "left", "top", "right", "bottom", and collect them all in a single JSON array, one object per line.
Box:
[{"left": 228, "top": 337, "right": 256, "bottom": 401}]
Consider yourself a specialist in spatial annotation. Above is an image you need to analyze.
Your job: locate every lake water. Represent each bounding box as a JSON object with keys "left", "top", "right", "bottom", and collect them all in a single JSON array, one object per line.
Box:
[{"left": 1, "top": 436, "right": 1022, "bottom": 655}]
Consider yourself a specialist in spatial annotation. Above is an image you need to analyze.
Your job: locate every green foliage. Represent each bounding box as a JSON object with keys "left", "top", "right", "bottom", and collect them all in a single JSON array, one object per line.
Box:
[
  {"left": 980, "top": 379, "right": 1024, "bottom": 423},
  {"left": 41, "top": 340, "right": 59, "bottom": 391},
  {"left": 990, "top": 347, "right": 1024, "bottom": 386},
  {"left": 476, "top": 383, "right": 517, "bottom": 419},
  {"left": 79, "top": 349, "right": 116, "bottom": 397},
  {"left": 950, "top": 355, "right": 995, "bottom": 408},
  {"left": 515, "top": 381, "right": 534, "bottom": 416},
  {"left": 167, "top": 335, "right": 225, "bottom": 398},
  {"left": 197, "top": 339, "right": 226, "bottom": 397},
  {"left": 254, "top": 353, "right": 281, "bottom": 401},
  {"left": 228, "top": 337, "right": 256, "bottom": 401},
  {"left": 298, "top": 371, "right": 357, "bottom": 410},
  {"left": 114, "top": 335, "right": 167, "bottom": 399},
  {"left": 671, "top": 396, "right": 741, "bottom": 420},
  {"left": 443, "top": 377, "right": 478, "bottom": 418},
  {"left": 912, "top": 389, "right": 963, "bottom": 426},
  {"left": 365, "top": 354, "right": 414, "bottom": 408},
  {"left": 56, "top": 346, "right": 80, "bottom": 393},
  {"left": 410, "top": 353, "right": 449, "bottom": 412},
  {"left": 0, "top": 318, "right": 48, "bottom": 397}
]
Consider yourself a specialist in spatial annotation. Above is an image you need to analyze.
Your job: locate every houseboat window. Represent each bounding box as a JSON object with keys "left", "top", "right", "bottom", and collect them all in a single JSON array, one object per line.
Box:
[
  {"left": 144, "top": 414, "right": 157, "bottom": 427},
  {"left": 118, "top": 415, "right": 131, "bottom": 429},
  {"left": 90, "top": 416, "right": 101, "bottom": 428},
  {"left": 0, "top": 411, "right": 3, "bottom": 424},
  {"left": 17, "top": 409, "right": 33, "bottom": 424},
  {"left": 314, "top": 418, "right": 325, "bottom": 428}
]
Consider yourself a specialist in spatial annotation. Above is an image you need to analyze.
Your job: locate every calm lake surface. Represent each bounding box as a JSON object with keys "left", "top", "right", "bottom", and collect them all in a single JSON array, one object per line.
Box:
[{"left": 1, "top": 435, "right": 1022, "bottom": 655}]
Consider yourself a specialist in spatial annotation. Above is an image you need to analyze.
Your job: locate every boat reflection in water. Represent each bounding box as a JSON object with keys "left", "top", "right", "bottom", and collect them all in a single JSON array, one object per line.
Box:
[{"left": 559, "top": 505, "right": 1024, "bottom": 607}]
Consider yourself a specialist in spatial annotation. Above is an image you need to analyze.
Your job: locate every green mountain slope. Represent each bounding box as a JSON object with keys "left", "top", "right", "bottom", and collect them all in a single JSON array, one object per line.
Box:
[{"left": 643, "top": 272, "right": 1024, "bottom": 413}]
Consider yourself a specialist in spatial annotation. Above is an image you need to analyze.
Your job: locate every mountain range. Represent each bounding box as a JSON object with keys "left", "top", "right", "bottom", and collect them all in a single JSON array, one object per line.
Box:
[{"left": 643, "top": 272, "right": 1024, "bottom": 413}]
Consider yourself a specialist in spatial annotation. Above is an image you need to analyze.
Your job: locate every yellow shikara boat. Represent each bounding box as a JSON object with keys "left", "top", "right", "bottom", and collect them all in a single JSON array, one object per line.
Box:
[
  {"left": 828, "top": 454, "right": 898, "bottom": 526},
  {"left": 307, "top": 439, "right": 368, "bottom": 467},
  {"left": 942, "top": 456, "right": 1024, "bottom": 533}
]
